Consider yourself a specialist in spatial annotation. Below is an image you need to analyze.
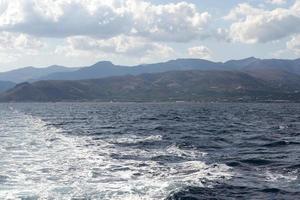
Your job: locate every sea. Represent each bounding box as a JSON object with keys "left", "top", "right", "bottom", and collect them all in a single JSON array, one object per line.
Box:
[{"left": 0, "top": 103, "right": 299, "bottom": 200}]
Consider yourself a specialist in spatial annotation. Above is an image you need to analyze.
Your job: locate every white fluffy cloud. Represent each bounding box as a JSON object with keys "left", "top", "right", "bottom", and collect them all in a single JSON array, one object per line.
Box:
[
  {"left": 0, "top": 0, "right": 211, "bottom": 43},
  {"left": 0, "top": 0, "right": 133, "bottom": 38},
  {"left": 129, "top": 1, "right": 211, "bottom": 42},
  {"left": 266, "top": 0, "right": 287, "bottom": 5},
  {"left": 224, "top": 1, "right": 300, "bottom": 44},
  {"left": 0, "top": 32, "right": 44, "bottom": 51},
  {"left": 188, "top": 46, "right": 212, "bottom": 59},
  {"left": 0, "top": 0, "right": 298, "bottom": 67},
  {"left": 56, "top": 35, "right": 174, "bottom": 61},
  {"left": 287, "top": 34, "right": 300, "bottom": 55},
  {"left": 0, "top": 31, "right": 44, "bottom": 64},
  {"left": 0, "top": 31, "right": 44, "bottom": 63},
  {"left": 0, "top": 0, "right": 211, "bottom": 65}
]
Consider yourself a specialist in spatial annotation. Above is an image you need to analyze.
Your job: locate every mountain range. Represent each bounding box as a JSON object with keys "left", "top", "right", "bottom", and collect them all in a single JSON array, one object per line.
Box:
[
  {"left": 1, "top": 69, "right": 299, "bottom": 102},
  {"left": 0, "top": 65, "right": 77, "bottom": 83},
  {"left": 0, "top": 57, "right": 299, "bottom": 102},
  {"left": 1, "top": 57, "right": 300, "bottom": 83},
  {"left": 0, "top": 81, "right": 15, "bottom": 93}
]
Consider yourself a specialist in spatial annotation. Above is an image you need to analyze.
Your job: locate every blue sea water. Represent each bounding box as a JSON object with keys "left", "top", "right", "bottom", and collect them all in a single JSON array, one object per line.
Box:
[{"left": 0, "top": 103, "right": 299, "bottom": 199}]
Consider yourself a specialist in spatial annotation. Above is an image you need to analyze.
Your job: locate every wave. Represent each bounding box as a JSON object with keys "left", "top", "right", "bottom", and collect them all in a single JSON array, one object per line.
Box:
[{"left": 0, "top": 107, "right": 233, "bottom": 199}]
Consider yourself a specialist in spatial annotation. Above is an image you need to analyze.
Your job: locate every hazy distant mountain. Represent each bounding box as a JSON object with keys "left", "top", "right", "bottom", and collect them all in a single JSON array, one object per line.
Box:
[
  {"left": 0, "top": 65, "right": 77, "bottom": 83},
  {"left": 245, "top": 69, "right": 300, "bottom": 91},
  {"left": 225, "top": 57, "right": 300, "bottom": 74},
  {"left": 38, "top": 58, "right": 300, "bottom": 81},
  {"left": 224, "top": 57, "right": 261, "bottom": 70},
  {"left": 1, "top": 58, "right": 299, "bottom": 83},
  {"left": 0, "top": 81, "right": 15, "bottom": 93},
  {"left": 39, "top": 59, "right": 222, "bottom": 81},
  {"left": 39, "top": 61, "right": 128, "bottom": 81},
  {"left": 1, "top": 70, "right": 299, "bottom": 102}
]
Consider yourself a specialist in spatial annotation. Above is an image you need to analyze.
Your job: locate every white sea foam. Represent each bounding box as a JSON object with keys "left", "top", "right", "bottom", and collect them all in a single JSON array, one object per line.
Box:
[
  {"left": 0, "top": 108, "right": 233, "bottom": 200},
  {"left": 265, "top": 170, "right": 298, "bottom": 183},
  {"left": 107, "top": 134, "right": 163, "bottom": 144}
]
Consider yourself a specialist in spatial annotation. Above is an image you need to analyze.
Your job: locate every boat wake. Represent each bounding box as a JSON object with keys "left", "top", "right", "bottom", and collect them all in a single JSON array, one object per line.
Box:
[{"left": 0, "top": 107, "right": 232, "bottom": 199}]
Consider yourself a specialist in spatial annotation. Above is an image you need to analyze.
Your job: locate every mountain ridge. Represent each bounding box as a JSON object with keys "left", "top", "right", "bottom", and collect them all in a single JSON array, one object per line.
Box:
[
  {"left": 1, "top": 69, "right": 299, "bottom": 102},
  {"left": 0, "top": 81, "right": 16, "bottom": 93},
  {"left": 38, "top": 57, "right": 300, "bottom": 81},
  {"left": 1, "top": 57, "right": 300, "bottom": 83},
  {"left": 0, "top": 65, "right": 78, "bottom": 83}
]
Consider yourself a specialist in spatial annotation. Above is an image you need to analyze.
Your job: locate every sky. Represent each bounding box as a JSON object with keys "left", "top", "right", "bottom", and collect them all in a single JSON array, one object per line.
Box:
[{"left": 0, "top": 0, "right": 300, "bottom": 71}]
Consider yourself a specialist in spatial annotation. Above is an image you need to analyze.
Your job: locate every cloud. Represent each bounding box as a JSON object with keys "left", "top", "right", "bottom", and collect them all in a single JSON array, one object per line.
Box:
[
  {"left": 128, "top": 1, "right": 211, "bottom": 42},
  {"left": 287, "top": 34, "right": 300, "bottom": 55},
  {"left": 0, "top": 0, "right": 211, "bottom": 43},
  {"left": 0, "top": 0, "right": 133, "bottom": 38},
  {"left": 266, "top": 0, "right": 287, "bottom": 5},
  {"left": 188, "top": 46, "right": 212, "bottom": 59},
  {"left": 0, "top": 32, "right": 44, "bottom": 50},
  {"left": 224, "top": 1, "right": 300, "bottom": 44},
  {"left": 0, "top": 31, "right": 44, "bottom": 62},
  {"left": 0, "top": 31, "right": 44, "bottom": 64},
  {"left": 0, "top": 52, "right": 21, "bottom": 64},
  {"left": 55, "top": 35, "right": 174, "bottom": 62}
]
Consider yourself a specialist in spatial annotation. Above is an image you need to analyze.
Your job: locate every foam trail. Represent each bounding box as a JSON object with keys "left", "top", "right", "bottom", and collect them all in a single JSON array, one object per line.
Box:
[{"left": 0, "top": 108, "right": 233, "bottom": 199}]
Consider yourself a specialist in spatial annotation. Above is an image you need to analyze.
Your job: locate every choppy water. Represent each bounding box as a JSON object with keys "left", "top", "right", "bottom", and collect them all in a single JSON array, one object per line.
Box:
[{"left": 0, "top": 103, "right": 299, "bottom": 200}]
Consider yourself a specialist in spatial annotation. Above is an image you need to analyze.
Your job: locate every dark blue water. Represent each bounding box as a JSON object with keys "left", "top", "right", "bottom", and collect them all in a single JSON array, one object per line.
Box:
[{"left": 0, "top": 103, "right": 299, "bottom": 199}]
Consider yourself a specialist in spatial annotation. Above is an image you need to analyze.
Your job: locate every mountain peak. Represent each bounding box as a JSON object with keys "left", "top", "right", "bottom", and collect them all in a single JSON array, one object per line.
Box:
[
  {"left": 226, "top": 57, "right": 259, "bottom": 63},
  {"left": 47, "top": 65, "right": 66, "bottom": 69},
  {"left": 245, "top": 56, "right": 258, "bottom": 60},
  {"left": 92, "top": 61, "right": 114, "bottom": 67}
]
